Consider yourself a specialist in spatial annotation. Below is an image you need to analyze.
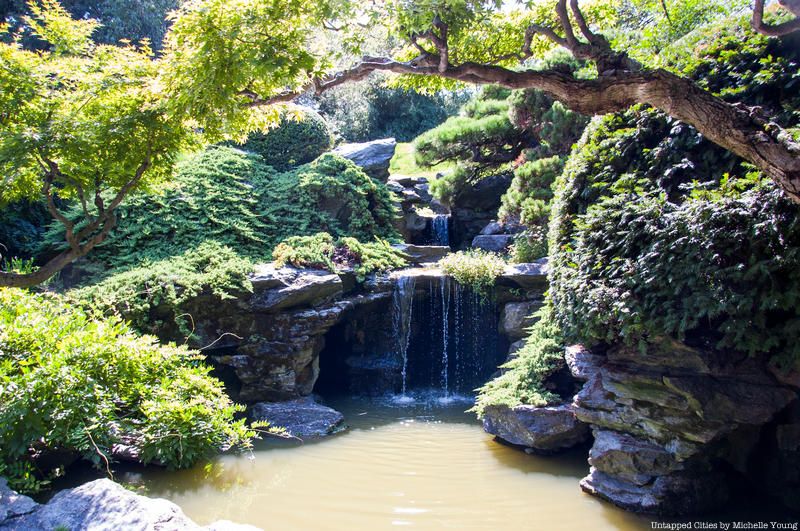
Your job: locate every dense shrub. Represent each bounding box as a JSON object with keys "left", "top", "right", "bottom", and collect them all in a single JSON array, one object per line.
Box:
[
  {"left": 272, "top": 232, "right": 408, "bottom": 281},
  {"left": 242, "top": 108, "right": 333, "bottom": 171},
  {"left": 71, "top": 241, "right": 254, "bottom": 338},
  {"left": 43, "top": 147, "right": 400, "bottom": 275},
  {"left": 439, "top": 249, "right": 505, "bottom": 297},
  {"left": 548, "top": 17, "right": 800, "bottom": 368},
  {"left": 472, "top": 305, "right": 564, "bottom": 417},
  {"left": 0, "top": 287, "right": 260, "bottom": 493},
  {"left": 0, "top": 199, "right": 49, "bottom": 264}
]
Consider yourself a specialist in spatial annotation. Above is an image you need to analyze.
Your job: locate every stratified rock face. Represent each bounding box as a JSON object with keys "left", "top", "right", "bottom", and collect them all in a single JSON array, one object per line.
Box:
[
  {"left": 482, "top": 404, "right": 589, "bottom": 453},
  {"left": 499, "top": 300, "right": 543, "bottom": 339},
  {"left": 250, "top": 397, "right": 345, "bottom": 438},
  {"left": 568, "top": 340, "right": 798, "bottom": 516},
  {"left": 0, "top": 478, "right": 259, "bottom": 531},
  {"left": 332, "top": 138, "right": 397, "bottom": 181}
]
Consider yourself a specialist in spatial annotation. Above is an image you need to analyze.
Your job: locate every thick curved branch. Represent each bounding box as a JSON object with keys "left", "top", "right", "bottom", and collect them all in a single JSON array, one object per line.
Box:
[
  {"left": 752, "top": 0, "right": 800, "bottom": 36},
  {"left": 246, "top": 58, "right": 800, "bottom": 204}
]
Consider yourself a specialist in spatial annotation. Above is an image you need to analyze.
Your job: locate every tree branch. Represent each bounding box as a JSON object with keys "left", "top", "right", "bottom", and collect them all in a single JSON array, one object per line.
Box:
[{"left": 752, "top": 0, "right": 800, "bottom": 36}]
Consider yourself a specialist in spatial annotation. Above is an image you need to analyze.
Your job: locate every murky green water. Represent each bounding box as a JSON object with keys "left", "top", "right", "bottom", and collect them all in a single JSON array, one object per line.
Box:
[{"left": 116, "top": 394, "right": 652, "bottom": 531}]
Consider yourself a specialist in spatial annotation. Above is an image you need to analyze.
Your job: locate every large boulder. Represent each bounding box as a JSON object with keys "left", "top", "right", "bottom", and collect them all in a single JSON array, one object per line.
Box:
[
  {"left": 482, "top": 403, "right": 589, "bottom": 453},
  {"left": 471, "top": 234, "right": 513, "bottom": 253},
  {"left": 332, "top": 138, "right": 397, "bottom": 181},
  {"left": 249, "top": 265, "right": 343, "bottom": 312},
  {"left": 0, "top": 478, "right": 260, "bottom": 531},
  {"left": 249, "top": 397, "right": 345, "bottom": 438},
  {"left": 498, "top": 259, "right": 549, "bottom": 290}
]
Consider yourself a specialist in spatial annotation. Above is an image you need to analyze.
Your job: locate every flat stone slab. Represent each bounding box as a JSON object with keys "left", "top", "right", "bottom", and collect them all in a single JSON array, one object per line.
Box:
[
  {"left": 392, "top": 244, "right": 450, "bottom": 265},
  {"left": 249, "top": 265, "right": 342, "bottom": 312},
  {"left": 482, "top": 403, "right": 590, "bottom": 453},
  {"left": 249, "top": 397, "right": 345, "bottom": 438}
]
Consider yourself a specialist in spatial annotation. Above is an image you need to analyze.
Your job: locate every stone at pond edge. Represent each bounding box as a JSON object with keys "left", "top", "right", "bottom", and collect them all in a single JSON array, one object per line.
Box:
[
  {"left": 0, "top": 478, "right": 38, "bottom": 526},
  {"left": 249, "top": 397, "right": 345, "bottom": 438},
  {"left": 0, "top": 478, "right": 260, "bottom": 531},
  {"left": 332, "top": 138, "right": 397, "bottom": 181},
  {"left": 482, "top": 403, "right": 589, "bottom": 453}
]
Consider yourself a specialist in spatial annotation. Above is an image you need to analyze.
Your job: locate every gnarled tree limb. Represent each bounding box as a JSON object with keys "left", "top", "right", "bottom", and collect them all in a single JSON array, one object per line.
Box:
[{"left": 752, "top": 0, "right": 800, "bottom": 36}]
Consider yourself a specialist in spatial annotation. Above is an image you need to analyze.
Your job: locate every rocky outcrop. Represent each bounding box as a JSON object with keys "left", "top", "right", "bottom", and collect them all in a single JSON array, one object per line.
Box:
[
  {"left": 568, "top": 341, "right": 798, "bottom": 515},
  {"left": 250, "top": 397, "right": 345, "bottom": 438},
  {"left": 0, "top": 479, "right": 259, "bottom": 531},
  {"left": 482, "top": 403, "right": 589, "bottom": 453},
  {"left": 332, "top": 138, "right": 396, "bottom": 181}
]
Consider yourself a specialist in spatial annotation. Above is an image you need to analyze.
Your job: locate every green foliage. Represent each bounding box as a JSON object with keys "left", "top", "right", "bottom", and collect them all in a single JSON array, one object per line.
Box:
[
  {"left": 242, "top": 108, "right": 332, "bottom": 171},
  {"left": 509, "top": 228, "right": 548, "bottom": 263},
  {"left": 0, "top": 199, "right": 48, "bottom": 262},
  {"left": 499, "top": 155, "right": 564, "bottom": 226},
  {"left": 70, "top": 241, "right": 254, "bottom": 338},
  {"left": 548, "top": 17, "right": 800, "bottom": 367},
  {"left": 472, "top": 305, "right": 564, "bottom": 416},
  {"left": 317, "top": 74, "right": 468, "bottom": 143},
  {"left": 272, "top": 232, "right": 408, "bottom": 281},
  {"left": 0, "top": 287, "right": 259, "bottom": 493},
  {"left": 2, "top": 0, "right": 178, "bottom": 51},
  {"left": 439, "top": 249, "right": 505, "bottom": 297},
  {"left": 43, "top": 147, "right": 401, "bottom": 274}
]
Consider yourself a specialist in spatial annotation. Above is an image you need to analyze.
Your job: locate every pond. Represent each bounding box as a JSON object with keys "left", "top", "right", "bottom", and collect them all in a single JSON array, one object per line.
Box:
[{"left": 114, "top": 393, "right": 651, "bottom": 531}]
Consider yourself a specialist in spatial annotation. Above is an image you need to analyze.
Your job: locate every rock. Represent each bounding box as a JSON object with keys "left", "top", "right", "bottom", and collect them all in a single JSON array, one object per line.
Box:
[
  {"left": 482, "top": 403, "right": 590, "bottom": 453},
  {"left": 565, "top": 345, "right": 604, "bottom": 381},
  {"left": 249, "top": 265, "right": 343, "bottom": 312},
  {"left": 413, "top": 184, "right": 433, "bottom": 203},
  {"left": 388, "top": 175, "right": 428, "bottom": 187},
  {"left": 249, "top": 397, "right": 345, "bottom": 438},
  {"left": 579, "top": 467, "right": 728, "bottom": 516},
  {"left": 0, "top": 478, "right": 38, "bottom": 526},
  {"left": 332, "top": 138, "right": 397, "bottom": 181},
  {"left": 392, "top": 244, "right": 450, "bottom": 265},
  {"left": 0, "top": 479, "right": 259, "bottom": 531},
  {"left": 499, "top": 300, "right": 543, "bottom": 339},
  {"left": 471, "top": 234, "right": 513, "bottom": 253},
  {"left": 480, "top": 221, "right": 504, "bottom": 235},
  {"left": 498, "top": 260, "right": 549, "bottom": 290}
]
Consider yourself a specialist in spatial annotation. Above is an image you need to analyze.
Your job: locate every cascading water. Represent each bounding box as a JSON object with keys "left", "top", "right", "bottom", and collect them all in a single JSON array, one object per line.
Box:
[
  {"left": 392, "top": 275, "right": 505, "bottom": 401},
  {"left": 391, "top": 275, "right": 417, "bottom": 397},
  {"left": 431, "top": 215, "right": 450, "bottom": 247},
  {"left": 440, "top": 276, "right": 451, "bottom": 397}
]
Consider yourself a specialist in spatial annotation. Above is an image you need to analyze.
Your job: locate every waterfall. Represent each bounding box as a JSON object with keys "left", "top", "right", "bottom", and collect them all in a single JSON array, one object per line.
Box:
[
  {"left": 440, "top": 277, "right": 451, "bottom": 396},
  {"left": 392, "top": 275, "right": 416, "bottom": 396},
  {"left": 431, "top": 215, "right": 450, "bottom": 246}
]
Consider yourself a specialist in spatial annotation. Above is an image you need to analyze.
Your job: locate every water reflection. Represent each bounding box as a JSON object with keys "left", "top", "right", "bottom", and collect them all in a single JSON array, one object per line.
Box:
[{"left": 110, "top": 395, "right": 652, "bottom": 530}]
